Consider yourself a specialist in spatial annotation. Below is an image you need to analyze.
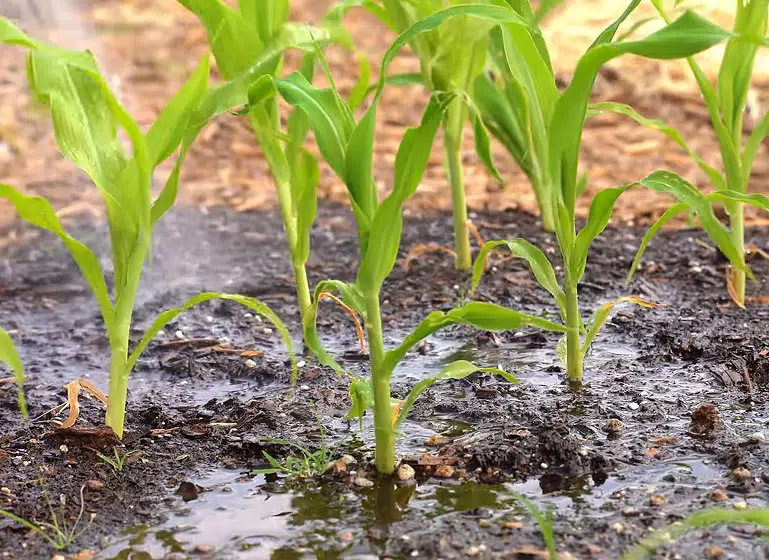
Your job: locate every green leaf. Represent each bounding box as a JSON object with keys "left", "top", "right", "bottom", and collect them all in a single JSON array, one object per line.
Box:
[
  {"left": 471, "top": 239, "right": 565, "bottom": 313},
  {"left": 0, "top": 327, "right": 27, "bottom": 420},
  {"left": 588, "top": 101, "right": 726, "bottom": 191},
  {"left": 239, "top": 0, "right": 289, "bottom": 44},
  {"left": 146, "top": 55, "right": 210, "bottom": 167},
  {"left": 626, "top": 202, "right": 687, "bottom": 285},
  {"left": 571, "top": 186, "right": 630, "bottom": 281},
  {"left": 346, "top": 376, "right": 374, "bottom": 428},
  {"left": 178, "top": 0, "right": 264, "bottom": 80},
  {"left": 707, "top": 190, "right": 769, "bottom": 214},
  {"left": 467, "top": 96, "right": 503, "bottom": 183},
  {"left": 344, "top": 102, "right": 378, "bottom": 237},
  {"left": 634, "top": 171, "right": 752, "bottom": 278},
  {"left": 277, "top": 72, "right": 354, "bottom": 180},
  {"left": 356, "top": 95, "right": 445, "bottom": 292},
  {"left": 581, "top": 296, "right": 658, "bottom": 357},
  {"left": 394, "top": 360, "right": 517, "bottom": 429},
  {"left": 0, "top": 184, "right": 113, "bottom": 327},
  {"left": 348, "top": 52, "right": 372, "bottom": 112},
  {"left": 448, "top": 301, "right": 567, "bottom": 333},
  {"left": 125, "top": 293, "right": 296, "bottom": 387},
  {"left": 293, "top": 149, "right": 321, "bottom": 263},
  {"left": 550, "top": 9, "right": 731, "bottom": 217}
]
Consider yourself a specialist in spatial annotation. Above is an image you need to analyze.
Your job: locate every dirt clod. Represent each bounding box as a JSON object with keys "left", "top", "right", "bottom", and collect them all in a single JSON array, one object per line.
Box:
[
  {"left": 606, "top": 418, "right": 624, "bottom": 433},
  {"left": 711, "top": 488, "right": 729, "bottom": 502},
  {"left": 434, "top": 465, "right": 455, "bottom": 478},
  {"left": 704, "top": 546, "right": 724, "bottom": 559},
  {"left": 649, "top": 494, "right": 666, "bottom": 506},
  {"left": 354, "top": 477, "right": 374, "bottom": 488},
  {"left": 691, "top": 402, "right": 721, "bottom": 434},
  {"left": 731, "top": 467, "right": 752, "bottom": 481},
  {"left": 396, "top": 463, "right": 416, "bottom": 482}
]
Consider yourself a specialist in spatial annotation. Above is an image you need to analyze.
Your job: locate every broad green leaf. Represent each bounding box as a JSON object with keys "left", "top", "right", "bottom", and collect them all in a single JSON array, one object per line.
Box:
[
  {"left": 146, "top": 55, "right": 210, "bottom": 167},
  {"left": 634, "top": 171, "right": 752, "bottom": 278},
  {"left": 0, "top": 327, "right": 27, "bottom": 420},
  {"left": 277, "top": 72, "right": 354, "bottom": 180},
  {"left": 471, "top": 239, "right": 565, "bottom": 314},
  {"left": 581, "top": 296, "right": 658, "bottom": 357},
  {"left": 394, "top": 360, "right": 517, "bottom": 429},
  {"left": 344, "top": 103, "right": 378, "bottom": 237},
  {"left": 550, "top": 10, "right": 731, "bottom": 215},
  {"left": 448, "top": 301, "right": 567, "bottom": 333},
  {"left": 357, "top": 95, "right": 445, "bottom": 292},
  {"left": 0, "top": 184, "right": 114, "bottom": 326},
  {"left": 588, "top": 101, "right": 726, "bottom": 190},
  {"left": 0, "top": 16, "right": 96, "bottom": 70},
  {"left": 571, "top": 186, "right": 630, "bottom": 281},
  {"left": 707, "top": 190, "right": 769, "bottom": 213},
  {"left": 126, "top": 293, "right": 296, "bottom": 386},
  {"left": 178, "top": 0, "right": 264, "bottom": 80},
  {"left": 626, "top": 202, "right": 687, "bottom": 285}
]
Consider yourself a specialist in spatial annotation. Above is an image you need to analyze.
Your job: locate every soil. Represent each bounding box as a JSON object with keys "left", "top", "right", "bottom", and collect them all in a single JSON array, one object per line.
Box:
[{"left": 1, "top": 201, "right": 768, "bottom": 559}]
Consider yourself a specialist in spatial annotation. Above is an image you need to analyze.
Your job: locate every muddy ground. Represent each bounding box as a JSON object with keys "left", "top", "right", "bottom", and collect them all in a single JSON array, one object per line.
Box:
[{"left": 1, "top": 202, "right": 768, "bottom": 559}]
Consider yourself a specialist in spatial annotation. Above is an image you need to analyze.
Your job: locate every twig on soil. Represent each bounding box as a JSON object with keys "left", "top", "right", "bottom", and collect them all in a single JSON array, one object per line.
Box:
[{"left": 157, "top": 337, "right": 220, "bottom": 350}]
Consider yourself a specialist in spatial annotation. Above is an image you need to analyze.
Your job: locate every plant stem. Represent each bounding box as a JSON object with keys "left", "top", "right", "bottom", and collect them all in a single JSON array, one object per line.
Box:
[
  {"left": 565, "top": 284, "right": 583, "bottom": 382},
  {"left": 444, "top": 99, "right": 471, "bottom": 272},
  {"left": 730, "top": 202, "right": 746, "bottom": 306},
  {"left": 106, "top": 307, "right": 131, "bottom": 439},
  {"left": 364, "top": 289, "right": 396, "bottom": 475},
  {"left": 293, "top": 260, "right": 313, "bottom": 343},
  {"left": 533, "top": 175, "right": 556, "bottom": 232}
]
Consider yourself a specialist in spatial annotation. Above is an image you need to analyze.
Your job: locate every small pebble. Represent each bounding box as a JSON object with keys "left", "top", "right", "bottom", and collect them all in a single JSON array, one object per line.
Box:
[
  {"left": 704, "top": 546, "right": 724, "bottom": 559},
  {"left": 59, "top": 445, "right": 68, "bottom": 454},
  {"left": 86, "top": 480, "right": 104, "bottom": 491},
  {"left": 337, "top": 531, "right": 354, "bottom": 542},
  {"left": 262, "top": 327, "right": 273, "bottom": 335},
  {"left": 354, "top": 477, "right": 374, "bottom": 488},
  {"left": 396, "top": 463, "right": 415, "bottom": 482},
  {"left": 466, "top": 544, "right": 487, "bottom": 557},
  {"left": 340, "top": 455, "right": 356, "bottom": 466},
  {"left": 434, "top": 465, "right": 455, "bottom": 478},
  {"left": 244, "top": 359, "right": 257, "bottom": 369},
  {"left": 194, "top": 544, "right": 214, "bottom": 553},
  {"left": 734, "top": 501, "right": 748, "bottom": 510},
  {"left": 297, "top": 360, "right": 306, "bottom": 368},
  {"left": 606, "top": 418, "right": 624, "bottom": 433},
  {"left": 749, "top": 432, "right": 765, "bottom": 444},
  {"left": 504, "top": 521, "right": 523, "bottom": 529},
  {"left": 628, "top": 402, "right": 640, "bottom": 411},
  {"left": 425, "top": 434, "right": 445, "bottom": 446},
  {"left": 711, "top": 488, "right": 729, "bottom": 502},
  {"left": 478, "top": 519, "right": 492, "bottom": 528},
  {"left": 612, "top": 522, "right": 625, "bottom": 533},
  {"left": 51, "top": 556, "right": 66, "bottom": 560},
  {"left": 649, "top": 494, "right": 666, "bottom": 506},
  {"left": 175, "top": 330, "right": 185, "bottom": 340},
  {"left": 731, "top": 467, "right": 751, "bottom": 481}
]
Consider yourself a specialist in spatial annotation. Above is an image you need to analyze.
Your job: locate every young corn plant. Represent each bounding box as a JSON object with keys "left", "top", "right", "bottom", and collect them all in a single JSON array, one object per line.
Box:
[
  {"left": 466, "top": 1, "right": 735, "bottom": 381},
  {"left": 262, "top": 29, "right": 570, "bottom": 475},
  {"left": 0, "top": 19, "right": 295, "bottom": 438},
  {"left": 335, "top": 0, "right": 501, "bottom": 271},
  {"left": 179, "top": 0, "right": 353, "bottom": 343},
  {"left": 0, "top": 326, "right": 26, "bottom": 419},
  {"left": 605, "top": 0, "right": 769, "bottom": 307}
]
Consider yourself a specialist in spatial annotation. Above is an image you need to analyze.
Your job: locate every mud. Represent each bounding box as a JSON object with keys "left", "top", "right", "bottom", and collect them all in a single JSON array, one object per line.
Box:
[{"left": 1, "top": 202, "right": 768, "bottom": 559}]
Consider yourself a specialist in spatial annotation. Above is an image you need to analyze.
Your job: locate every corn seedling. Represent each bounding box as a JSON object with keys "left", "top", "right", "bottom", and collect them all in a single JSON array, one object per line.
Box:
[
  {"left": 0, "top": 326, "right": 26, "bottom": 419},
  {"left": 622, "top": 507, "right": 769, "bottom": 560},
  {"left": 180, "top": 0, "right": 353, "bottom": 344},
  {"left": 332, "top": 0, "right": 506, "bottom": 271},
  {"left": 94, "top": 446, "right": 143, "bottom": 474},
  {"left": 0, "top": 482, "right": 91, "bottom": 551},
  {"left": 0, "top": 19, "right": 295, "bottom": 438},
  {"left": 607, "top": 0, "right": 769, "bottom": 308},
  {"left": 468, "top": 1, "right": 735, "bottom": 382},
  {"left": 262, "top": 21, "right": 575, "bottom": 475}
]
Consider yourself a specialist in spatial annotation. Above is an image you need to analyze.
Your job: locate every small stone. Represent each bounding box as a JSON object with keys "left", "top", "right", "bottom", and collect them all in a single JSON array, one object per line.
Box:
[
  {"left": 175, "top": 330, "right": 185, "bottom": 340},
  {"left": 176, "top": 481, "right": 203, "bottom": 502},
  {"left": 628, "top": 402, "right": 640, "bottom": 411},
  {"left": 59, "top": 444, "right": 68, "bottom": 454},
  {"left": 337, "top": 531, "right": 354, "bottom": 542},
  {"left": 612, "top": 522, "right": 625, "bottom": 533},
  {"left": 244, "top": 359, "right": 257, "bottom": 369},
  {"left": 704, "top": 546, "right": 724, "bottom": 559},
  {"left": 749, "top": 432, "right": 765, "bottom": 444},
  {"left": 733, "top": 501, "right": 748, "bottom": 510},
  {"left": 51, "top": 555, "right": 66, "bottom": 560},
  {"left": 396, "top": 463, "right": 415, "bottom": 482},
  {"left": 478, "top": 519, "right": 492, "bottom": 528},
  {"left": 434, "top": 465, "right": 455, "bottom": 478},
  {"left": 504, "top": 521, "right": 523, "bottom": 529},
  {"left": 194, "top": 544, "right": 214, "bottom": 553},
  {"left": 425, "top": 434, "right": 446, "bottom": 446},
  {"left": 466, "top": 544, "right": 486, "bottom": 557},
  {"left": 261, "top": 327, "right": 273, "bottom": 335},
  {"left": 354, "top": 477, "right": 374, "bottom": 488},
  {"left": 340, "top": 455, "right": 356, "bottom": 466},
  {"left": 711, "top": 488, "right": 729, "bottom": 502},
  {"left": 70, "top": 551, "right": 95, "bottom": 560},
  {"left": 606, "top": 418, "right": 624, "bottom": 433},
  {"left": 731, "top": 467, "right": 751, "bottom": 481},
  {"left": 297, "top": 360, "right": 306, "bottom": 368},
  {"left": 327, "top": 459, "right": 348, "bottom": 474},
  {"left": 649, "top": 494, "right": 666, "bottom": 506},
  {"left": 86, "top": 480, "right": 104, "bottom": 491}
]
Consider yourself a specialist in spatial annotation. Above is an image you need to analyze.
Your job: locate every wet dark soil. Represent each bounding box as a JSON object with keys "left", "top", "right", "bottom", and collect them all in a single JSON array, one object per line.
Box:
[{"left": 1, "top": 202, "right": 769, "bottom": 559}]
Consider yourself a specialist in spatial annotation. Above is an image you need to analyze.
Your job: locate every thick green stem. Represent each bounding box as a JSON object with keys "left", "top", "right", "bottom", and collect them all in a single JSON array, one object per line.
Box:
[
  {"left": 565, "top": 284, "right": 583, "bottom": 382},
  {"left": 533, "top": 175, "right": 556, "bottom": 232},
  {"left": 444, "top": 100, "right": 471, "bottom": 272},
  {"left": 730, "top": 203, "right": 746, "bottom": 306},
  {"left": 365, "top": 290, "right": 396, "bottom": 475},
  {"left": 293, "top": 260, "right": 313, "bottom": 344}
]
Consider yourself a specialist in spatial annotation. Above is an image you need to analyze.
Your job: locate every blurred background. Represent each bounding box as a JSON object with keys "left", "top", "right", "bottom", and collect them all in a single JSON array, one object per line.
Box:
[{"left": 2, "top": 0, "right": 769, "bottom": 232}]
